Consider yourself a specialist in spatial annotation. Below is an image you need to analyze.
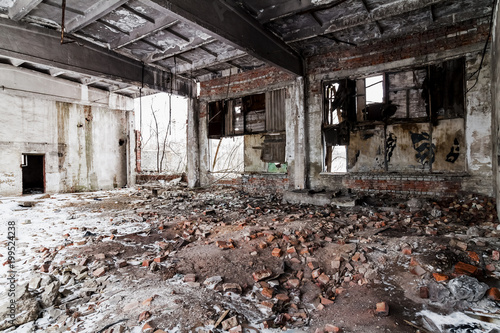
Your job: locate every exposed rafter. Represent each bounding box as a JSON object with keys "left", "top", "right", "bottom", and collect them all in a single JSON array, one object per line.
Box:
[
  {"left": 257, "top": 0, "right": 347, "bottom": 23},
  {"left": 142, "top": 0, "right": 303, "bottom": 76},
  {"left": 284, "top": 0, "right": 447, "bottom": 42},
  {"left": 176, "top": 49, "right": 247, "bottom": 75},
  {"left": 0, "top": 17, "right": 193, "bottom": 96},
  {"left": 111, "top": 19, "right": 180, "bottom": 49},
  {"left": 147, "top": 39, "right": 217, "bottom": 63},
  {"left": 8, "top": 0, "right": 43, "bottom": 21},
  {"left": 65, "top": 0, "right": 129, "bottom": 33}
]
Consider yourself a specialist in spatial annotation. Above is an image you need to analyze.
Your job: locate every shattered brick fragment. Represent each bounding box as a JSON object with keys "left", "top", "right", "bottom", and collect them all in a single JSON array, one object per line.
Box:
[
  {"left": 419, "top": 286, "right": 429, "bottom": 299},
  {"left": 93, "top": 267, "right": 106, "bottom": 277},
  {"left": 276, "top": 293, "right": 290, "bottom": 302},
  {"left": 138, "top": 311, "right": 151, "bottom": 322},
  {"left": 216, "top": 240, "right": 235, "bottom": 249},
  {"left": 325, "top": 324, "right": 341, "bottom": 332},
  {"left": 433, "top": 273, "right": 449, "bottom": 282},
  {"left": 312, "top": 269, "right": 322, "bottom": 279},
  {"left": 221, "top": 316, "right": 239, "bottom": 331},
  {"left": 261, "top": 301, "right": 274, "bottom": 309},
  {"left": 223, "top": 283, "right": 242, "bottom": 294},
  {"left": 287, "top": 279, "right": 300, "bottom": 288},
  {"left": 115, "top": 260, "right": 128, "bottom": 268},
  {"left": 318, "top": 273, "right": 330, "bottom": 284},
  {"left": 454, "top": 262, "right": 479, "bottom": 276},
  {"left": 487, "top": 287, "right": 500, "bottom": 301},
  {"left": 262, "top": 287, "right": 274, "bottom": 298},
  {"left": 320, "top": 297, "right": 334, "bottom": 305},
  {"left": 252, "top": 269, "right": 272, "bottom": 281},
  {"left": 492, "top": 250, "right": 500, "bottom": 261},
  {"left": 229, "top": 325, "right": 242, "bottom": 333},
  {"left": 184, "top": 274, "right": 196, "bottom": 282},
  {"left": 375, "top": 302, "right": 389, "bottom": 316},
  {"left": 272, "top": 248, "right": 282, "bottom": 257},
  {"left": 142, "top": 260, "right": 152, "bottom": 267}
]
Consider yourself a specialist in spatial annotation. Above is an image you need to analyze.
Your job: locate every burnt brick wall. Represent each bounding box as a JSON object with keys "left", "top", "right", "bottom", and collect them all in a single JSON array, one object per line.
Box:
[
  {"left": 342, "top": 174, "right": 464, "bottom": 197},
  {"left": 199, "top": 66, "right": 295, "bottom": 100},
  {"left": 308, "top": 18, "right": 490, "bottom": 92}
]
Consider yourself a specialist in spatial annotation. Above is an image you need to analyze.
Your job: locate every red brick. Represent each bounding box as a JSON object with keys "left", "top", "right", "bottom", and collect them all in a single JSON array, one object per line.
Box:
[
  {"left": 487, "top": 287, "right": 500, "bottom": 301},
  {"left": 325, "top": 324, "right": 342, "bottom": 332},
  {"left": 419, "top": 286, "right": 429, "bottom": 299},
  {"left": 272, "top": 248, "right": 282, "bottom": 257},
  {"left": 262, "top": 287, "right": 273, "bottom": 299},
  {"left": 454, "top": 262, "right": 479, "bottom": 276},
  {"left": 253, "top": 269, "right": 272, "bottom": 281},
  {"left": 318, "top": 273, "right": 330, "bottom": 284},
  {"left": 138, "top": 311, "right": 151, "bottom": 321},
  {"left": 93, "top": 267, "right": 106, "bottom": 277},
  {"left": 375, "top": 302, "right": 389, "bottom": 316},
  {"left": 276, "top": 293, "right": 290, "bottom": 302}
]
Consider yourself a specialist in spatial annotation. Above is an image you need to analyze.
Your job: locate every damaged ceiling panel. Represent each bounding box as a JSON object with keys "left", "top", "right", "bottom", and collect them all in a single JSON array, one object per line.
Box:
[{"left": 0, "top": 0, "right": 493, "bottom": 96}]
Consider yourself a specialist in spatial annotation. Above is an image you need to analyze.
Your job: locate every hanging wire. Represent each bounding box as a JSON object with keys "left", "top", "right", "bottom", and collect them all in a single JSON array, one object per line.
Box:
[
  {"left": 467, "top": 0, "right": 498, "bottom": 93},
  {"left": 60, "top": 0, "right": 66, "bottom": 44}
]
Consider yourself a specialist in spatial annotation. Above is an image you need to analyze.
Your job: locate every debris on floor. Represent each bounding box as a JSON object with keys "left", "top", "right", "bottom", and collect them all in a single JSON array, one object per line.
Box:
[{"left": 1, "top": 185, "right": 500, "bottom": 332}]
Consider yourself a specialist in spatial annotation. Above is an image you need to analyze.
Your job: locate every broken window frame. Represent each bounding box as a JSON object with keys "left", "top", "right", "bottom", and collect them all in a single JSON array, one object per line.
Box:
[
  {"left": 322, "top": 57, "right": 466, "bottom": 174},
  {"left": 208, "top": 89, "right": 288, "bottom": 170}
]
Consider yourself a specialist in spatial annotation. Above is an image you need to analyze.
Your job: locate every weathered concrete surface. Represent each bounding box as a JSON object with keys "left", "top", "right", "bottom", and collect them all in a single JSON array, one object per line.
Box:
[
  {"left": 283, "top": 190, "right": 355, "bottom": 207},
  {"left": 0, "top": 66, "right": 134, "bottom": 196},
  {"left": 492, "top": 3, "right": 500, "bottom": 219}
]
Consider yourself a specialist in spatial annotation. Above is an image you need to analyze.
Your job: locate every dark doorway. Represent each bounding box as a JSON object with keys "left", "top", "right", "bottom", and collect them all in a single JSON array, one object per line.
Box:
[{"left": 22, "top": 154, "right": 45, "bottom": 194}]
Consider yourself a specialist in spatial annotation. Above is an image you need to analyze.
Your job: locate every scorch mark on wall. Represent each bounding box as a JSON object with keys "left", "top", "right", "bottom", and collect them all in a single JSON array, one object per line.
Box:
[
  {"left": 446, "top": 138, "right": 460, "bottom": 163},
  {"left": 386, "top": 133, "right": 397, "bottom": 163},
  {"left": 410, "top": 132, "right": 435, "bottom": 166}
]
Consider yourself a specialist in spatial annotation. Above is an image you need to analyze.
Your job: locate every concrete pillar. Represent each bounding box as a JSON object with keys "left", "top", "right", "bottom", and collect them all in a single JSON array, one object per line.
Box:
[
  {"left": 187, "top": 96, "right": 200, "bottom": 187},
  {"left": 126, "top": 110, "right": 136, "bottom": 187},
  {"left": 292, "top": 76, "right": 306, "bottom": 189},
  {"left": 492, "top": 3, "right": 500, "bottom": 219}
]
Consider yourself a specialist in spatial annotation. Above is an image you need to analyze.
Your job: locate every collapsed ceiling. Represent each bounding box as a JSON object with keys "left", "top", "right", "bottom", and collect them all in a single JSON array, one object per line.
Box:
[{"left": 0, "top": 0, "right": 494, "bottom": 97}]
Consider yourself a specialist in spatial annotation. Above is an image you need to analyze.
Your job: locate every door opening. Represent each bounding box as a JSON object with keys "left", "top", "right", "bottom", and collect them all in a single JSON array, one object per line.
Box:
[{"left": 22, "top": 154, "right": 45, "bottom": 194}]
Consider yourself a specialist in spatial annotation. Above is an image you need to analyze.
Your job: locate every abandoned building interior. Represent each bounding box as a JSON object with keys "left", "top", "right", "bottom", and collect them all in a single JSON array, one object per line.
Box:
[{"left": 2, "top": 0, "right": 500, "bottom": 332}]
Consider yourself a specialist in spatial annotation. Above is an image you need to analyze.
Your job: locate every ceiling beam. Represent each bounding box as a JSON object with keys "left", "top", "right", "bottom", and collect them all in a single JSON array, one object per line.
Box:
[
  {"left": 111, "top": 18, "right": 179, "bottom": 49},
  {"left": 175, "top": 49, "right": 247, "bottom": 75},
  {"left": 0, "top": 18, "right": 193, "bottom": 97},
  {"left": 142, "top": 0, "right": 303, "bottom": 76},
  {"left": 257, "top": 0, "right": 347, "bottom": 23},
  {"left": 284, "top": 0, "right": 447, "bottom": 42},
  {"left": 65, "top": 0, "right": 129, "bottom": 33},
  {"left": 147, "top": 39, "right": 217, "bottom": 63},
  {"left": 8, "top": 0, "right": 43, "bottom": 21}
]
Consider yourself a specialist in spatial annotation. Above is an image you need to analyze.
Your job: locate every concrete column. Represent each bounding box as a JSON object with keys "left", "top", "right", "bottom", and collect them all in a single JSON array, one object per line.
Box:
[
  {"left": 126, "top": 110, "right": 136, "bottom": 187},
  {"left": 492, "top": 3, "right": 500, "bottom": 219},
  {"left": 293, "top": 76, "right": 306, "bottom": 189},
  {"left": 187, "top": 96, "right": 200, "bottom": 187}
]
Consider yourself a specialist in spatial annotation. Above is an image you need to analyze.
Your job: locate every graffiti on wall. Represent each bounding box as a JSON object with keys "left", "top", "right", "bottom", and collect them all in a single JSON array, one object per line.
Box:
[
  {"left": 386, "top": 133, "right": 397, "bottom": 163},
  {"left": 445, "top": 138, "right": 460, "bottom": 163},
  {"left": 410, "top": 132, "right": 435, "bottom": 166}
]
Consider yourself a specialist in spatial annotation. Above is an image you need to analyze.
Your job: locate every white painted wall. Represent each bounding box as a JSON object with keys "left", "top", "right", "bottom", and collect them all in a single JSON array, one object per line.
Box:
[{"left": 0, "top": 66, "right": 134, "bottom": 196}]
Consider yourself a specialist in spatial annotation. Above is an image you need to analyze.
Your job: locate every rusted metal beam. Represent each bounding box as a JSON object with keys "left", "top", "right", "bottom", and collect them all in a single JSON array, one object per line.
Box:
[
  {"left": 142, "top": 0, "right": 303, "bottom": 76},
  {"left": 0, "top": 17, "right": 193, "bottom": 96}
]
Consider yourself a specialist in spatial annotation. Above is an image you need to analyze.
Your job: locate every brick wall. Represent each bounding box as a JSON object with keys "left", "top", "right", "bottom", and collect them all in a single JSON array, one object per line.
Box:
[
  {"left": 342, "top": 174, "right": 464, "bottom": 197},
  {"left": 200, "top": 66, "right": 295, "bottom": 100},
  {"left": 241, "top": 174, "right": 289, "bottom": 194},
  {"left": 308, "top": 18, "right": 489, "bottom": 79}
]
